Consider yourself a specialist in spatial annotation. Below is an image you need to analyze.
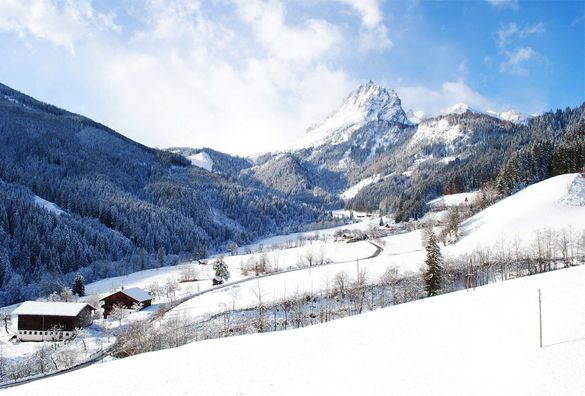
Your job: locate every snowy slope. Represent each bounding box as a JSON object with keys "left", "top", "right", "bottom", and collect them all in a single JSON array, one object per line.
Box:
[
  {"left": 7, "top": 265, "right": 585, "bottom": 396},
  {"left": 451, "top": 173, "right": 585, "bottom": 253},
  {"left": 428, "top": 191, "right": 479, "bottom": 209},
  {"left": 409, "top": 117, "right": 465, "bottom": 147},
  {"left": 187, "top": 152, "right": 214, "bottom": 172},
  {"left": 33, "top": 195, "right": 65, "bottom": 215},
  {"left": 340, "top": 174, "right": 382, "bottom": 199}
]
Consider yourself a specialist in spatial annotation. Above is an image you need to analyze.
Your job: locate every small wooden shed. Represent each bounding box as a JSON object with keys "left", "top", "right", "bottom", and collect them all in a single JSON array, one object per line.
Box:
[
  {"left": 12, "top": 301, "right": 95, "bottom": 342},
  {"left": 100, "top": 287, "right": 152, "bottom": 318}
]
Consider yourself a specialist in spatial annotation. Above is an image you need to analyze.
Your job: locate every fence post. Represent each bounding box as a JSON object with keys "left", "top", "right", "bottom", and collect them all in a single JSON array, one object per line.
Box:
[{"left": 538, "top": 289, "right": 543, "bottom": 348}]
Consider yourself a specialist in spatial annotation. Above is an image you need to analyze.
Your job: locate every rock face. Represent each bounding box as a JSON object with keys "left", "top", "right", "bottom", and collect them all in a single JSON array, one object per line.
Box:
[{"left": 289, "top": 81, "right": 410, "bottom": 151}]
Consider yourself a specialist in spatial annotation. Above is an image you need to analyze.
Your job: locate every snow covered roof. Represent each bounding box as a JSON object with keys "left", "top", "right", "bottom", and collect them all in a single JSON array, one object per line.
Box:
[
  {"left": 12, "top": 301, "right": 94, "bottom": 317},
  {"left": 122, "top": 287, "right": 152, "bottom": 302},
  {"left": 101, "top": 287, "right": 152, "bottom": 303}
]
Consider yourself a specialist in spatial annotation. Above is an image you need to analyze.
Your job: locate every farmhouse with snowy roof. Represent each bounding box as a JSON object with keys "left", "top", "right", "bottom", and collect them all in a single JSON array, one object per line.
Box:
[
  {"left": 12, "top": 301, "right": 95, "bottom": 342},
  {"left": 100, "top": 287, "right": 152, "bottom": 318}
]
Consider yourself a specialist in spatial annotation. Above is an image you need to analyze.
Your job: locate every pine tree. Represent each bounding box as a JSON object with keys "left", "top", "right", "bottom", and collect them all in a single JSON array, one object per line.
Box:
[
  {"left": 212, "top": 256, "right": 230, "bottom": 285},
  {"left": 72, "top": 273, "right": 85, "bottom": 297},
  {"left": 423, "top": 232, "right": 443, "bottom": 297}
]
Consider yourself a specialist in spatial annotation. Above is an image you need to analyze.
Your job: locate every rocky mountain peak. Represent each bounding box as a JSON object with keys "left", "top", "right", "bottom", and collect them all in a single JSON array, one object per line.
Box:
[
  {"left": 288, "top": 81, "right": 409, "bottom": 150},
  {"left": 340, "top": 81, "right": 406, "bottom": 124}
]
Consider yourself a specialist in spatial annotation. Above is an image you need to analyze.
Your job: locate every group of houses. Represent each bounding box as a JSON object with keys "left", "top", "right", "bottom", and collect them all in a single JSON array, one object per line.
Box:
[{"left": 11, "top": 287, "right": 153, "bottom": 342}]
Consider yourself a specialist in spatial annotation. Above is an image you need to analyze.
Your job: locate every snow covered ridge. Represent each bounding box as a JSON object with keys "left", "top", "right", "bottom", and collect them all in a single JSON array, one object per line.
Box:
[
  {"left": 287, "top": 80, "right": 410, "bottom": 150},
  {"left": 486, "top": 110, "right": 533, "bottom": 125},
  {"left": 406, "top": 103, "right": 534, "bottom": 125},
  {"left": 439, "top": 103, "right": 533, "bottom": 125}
]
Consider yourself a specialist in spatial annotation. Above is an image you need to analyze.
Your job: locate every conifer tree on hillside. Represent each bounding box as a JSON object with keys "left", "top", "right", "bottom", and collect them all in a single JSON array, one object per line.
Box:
[
  {"left": 424, "top": 232, "right": 443, "bottom": 297},
  {"left": 72, "top": 273, "right": 85, "bottom": 297},
  {"left": 212, "top": 257, "right": 230, "bottom": 285}
]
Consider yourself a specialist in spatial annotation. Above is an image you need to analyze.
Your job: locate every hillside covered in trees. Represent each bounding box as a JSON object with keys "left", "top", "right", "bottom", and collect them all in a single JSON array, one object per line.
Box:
[
  {"left": 347, "top": 105, "right": 585, "bottom": 221},
  {"left": 0, "top": 83, "right": 332, "bottom": 305}
]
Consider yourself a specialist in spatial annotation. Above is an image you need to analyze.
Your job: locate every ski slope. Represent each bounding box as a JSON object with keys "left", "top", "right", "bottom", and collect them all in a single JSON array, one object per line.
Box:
[{"left": 6, "top": 265, "right": 584, "bottom": 396}]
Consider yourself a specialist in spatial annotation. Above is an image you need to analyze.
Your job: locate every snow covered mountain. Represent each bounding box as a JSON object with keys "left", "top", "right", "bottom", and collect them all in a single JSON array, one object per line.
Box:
[
  {"left": 439, "top": 103, "right": 533, "bottom": 125},
  {"left": 166, "top": 82, "right": 580, "bottom": 221},
  {"left": 239, "top": 82, "right": 582, "bottom": 217},
  {"left": 243, "top": 82, "right": 416, "bottom": 202},
  {"left": 486, "top": 109, "right": 533, "bottom": 125},
  {"left": 405, "top": 103, "right": 533, "bottom": 126},
  {"left": 288, "top": 80, "right": 410, "bottom": 151}
]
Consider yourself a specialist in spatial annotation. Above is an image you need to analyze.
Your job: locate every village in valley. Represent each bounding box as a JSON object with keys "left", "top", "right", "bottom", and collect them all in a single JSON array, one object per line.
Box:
[
  {"left": 0, "top": 1, "right": 584, "bottom": 394},
  {"left": 1, "top": 173, "right": 585, "bottom": 393}
]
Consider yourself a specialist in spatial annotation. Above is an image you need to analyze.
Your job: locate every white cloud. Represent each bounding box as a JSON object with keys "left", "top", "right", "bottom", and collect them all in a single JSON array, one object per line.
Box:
[
  {"left": 87, "top": 0, "right": 356, "bottom": 155},
  {"left": 0, "top": 0, "right": 391, "bottom": 155},
  {"left": 334, "top": 0, "right": 392, "bottom": 52},
  {"left": 0, "top": 0, "right": 118, "bottom": 54},
  {"left": 398, "top": 81, "right": 494, "bottom": 115},
  {"left": 500, "top": 46, "right": 535, "bottom": 76},
  {"left": 235, "top": 0, "right": 341, "bottom": 66},
  {"left": 496, "top": 22, "right": 545, "bottom": 48},
  {"left": 357, "top": 24, "right": 392, "bottom": 54},
  {"left": 494, "top": 22, "right": 544, "bottom": 76},
  {"left": 486, "top": 0, "right": 519, "bottom": 10},
  {"left": 336, "top": 0, "right": 382, "bottom": 28},
  {"left": 98, "top": 48, "right": 353, "bottom": 155}
]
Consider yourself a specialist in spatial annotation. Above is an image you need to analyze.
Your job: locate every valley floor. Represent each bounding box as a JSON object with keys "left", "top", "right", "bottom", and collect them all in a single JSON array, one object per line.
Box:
[{"left": 1, "top": 173, "right": 585, "bottom": 393}]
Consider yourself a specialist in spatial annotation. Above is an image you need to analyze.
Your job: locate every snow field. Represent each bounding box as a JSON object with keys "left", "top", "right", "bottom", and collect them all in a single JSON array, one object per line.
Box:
[
  {"left": 6, "top": 264, "right": 585, "bottom": 396},
  {"left": 449, "top": 173, "right": 585, "bottom": 254},
  {"left": 4, "top": 173, "right": 584, "bottom": 382},
  {"left": 427, "top": 190, "right": 479, "bottom": 209},
  {"left": 340, "top": 174, "right": 382, "bottom": 199},
  {"left": 186, "top": 152, "right": 214, "bottom": 172}
]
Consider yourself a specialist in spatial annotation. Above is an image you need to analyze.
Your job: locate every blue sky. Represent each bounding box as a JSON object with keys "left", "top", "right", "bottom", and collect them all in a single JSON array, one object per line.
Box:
[{"left": 0, "top": 0, "right": 583, "bottom": 155}]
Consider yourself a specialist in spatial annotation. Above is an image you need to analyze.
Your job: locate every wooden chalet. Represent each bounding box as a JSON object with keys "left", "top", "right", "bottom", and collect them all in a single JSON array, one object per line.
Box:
[
  {"left": 100, "top": 287, "right": 152, "bottom": 318},
  {"left": 12, "top": 301, "right": 95, "bottom": 342}
]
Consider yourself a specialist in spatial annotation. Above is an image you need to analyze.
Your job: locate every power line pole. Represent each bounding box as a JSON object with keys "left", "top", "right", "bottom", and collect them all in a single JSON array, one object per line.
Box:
[{"left": 538, "top": 289, "right": 543, "bottom": 348}]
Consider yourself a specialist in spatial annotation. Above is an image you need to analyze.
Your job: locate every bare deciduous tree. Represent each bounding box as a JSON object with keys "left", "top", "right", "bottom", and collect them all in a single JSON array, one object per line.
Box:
[
  {"left": 109, "top": 303, "right": 129, "bottom": 328},
  {"left": 333, "top": 271, "right": 349, "bottom": 299}
]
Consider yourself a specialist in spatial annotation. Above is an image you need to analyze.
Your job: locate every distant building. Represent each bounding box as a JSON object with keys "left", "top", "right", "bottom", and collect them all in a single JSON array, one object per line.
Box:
[
  {"left": 12, "top": 301, "right": 95, "bottom": 342},
  {"left": 100, "top": 287, "right": 152, "bottom": 318}
]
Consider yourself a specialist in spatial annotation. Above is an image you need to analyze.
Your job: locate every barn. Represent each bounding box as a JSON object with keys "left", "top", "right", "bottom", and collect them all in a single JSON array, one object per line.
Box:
[
  {"left": 100, "top": 287, "right": 152, "bottom": 318},
  {"left": 12, "top": 301, "right": 95, "bottom": 342}
]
